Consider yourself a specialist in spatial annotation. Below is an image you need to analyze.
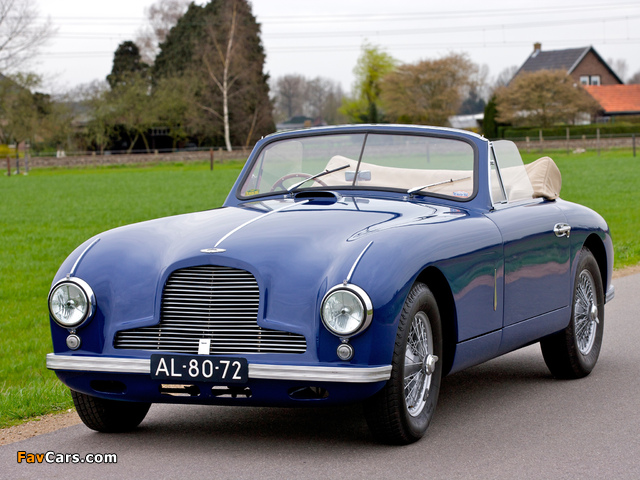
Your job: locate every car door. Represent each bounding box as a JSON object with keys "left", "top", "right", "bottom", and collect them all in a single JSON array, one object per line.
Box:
[{"left": 485, "top": 142, "right": 571, "bottom": 328}]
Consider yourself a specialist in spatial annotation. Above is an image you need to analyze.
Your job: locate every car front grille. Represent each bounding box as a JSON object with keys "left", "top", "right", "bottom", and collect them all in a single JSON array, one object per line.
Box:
[{"left": 114, "top": 265, "right": 307, "bottom": 354}]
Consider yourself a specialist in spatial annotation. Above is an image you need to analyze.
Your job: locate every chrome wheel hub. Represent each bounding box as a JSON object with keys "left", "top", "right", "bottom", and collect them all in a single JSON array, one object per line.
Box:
[
  {"left": 404, "top": 311, "right": 438, "bottom": 417},
  {"left": 574, "top": 270, "right": 599, "bottom": 355}
]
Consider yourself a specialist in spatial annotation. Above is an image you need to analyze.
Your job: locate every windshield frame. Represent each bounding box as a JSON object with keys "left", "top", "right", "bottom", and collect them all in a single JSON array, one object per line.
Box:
[{"left": 235, "top": 129, "right": 480, "bottom": 203}]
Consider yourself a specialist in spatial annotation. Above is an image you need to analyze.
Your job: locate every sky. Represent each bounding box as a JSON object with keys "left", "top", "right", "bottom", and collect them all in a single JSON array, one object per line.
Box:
[{"left": 31, "top": 0, "right": 640, "bottom": 95}]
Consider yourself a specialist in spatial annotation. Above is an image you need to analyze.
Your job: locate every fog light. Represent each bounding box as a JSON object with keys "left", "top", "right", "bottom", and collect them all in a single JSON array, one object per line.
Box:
[
  {"left": 336, "top": 342, "right": 354, "bottom": 361},
  {"left": 66, "top": 334, "right": 81, "bottom": 350}
]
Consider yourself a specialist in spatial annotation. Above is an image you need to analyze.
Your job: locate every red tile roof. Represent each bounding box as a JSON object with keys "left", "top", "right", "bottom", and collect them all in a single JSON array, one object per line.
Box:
[{"left": 584, "top": 85, "right": 640, "bottom": 115}]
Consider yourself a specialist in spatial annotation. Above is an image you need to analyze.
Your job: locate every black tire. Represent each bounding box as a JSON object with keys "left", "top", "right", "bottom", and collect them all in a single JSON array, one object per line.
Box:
[
  {"left": 364, "top": 282, "right": 443, "bottom": 445},
  {"left": 71, "top": 389, "right": 151, "bottom": 433},
  {"left": 540, "top": 248, "right": 604, "bottom": 379}
]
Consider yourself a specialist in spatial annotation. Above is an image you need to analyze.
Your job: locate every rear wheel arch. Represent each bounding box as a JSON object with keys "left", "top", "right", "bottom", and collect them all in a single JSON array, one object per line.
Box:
[
  {"left": 415, "top": 267, "right": 457, "bottom": 376},
  {"left": 582, "top": 233, "right": 608, "bottom": 293}
]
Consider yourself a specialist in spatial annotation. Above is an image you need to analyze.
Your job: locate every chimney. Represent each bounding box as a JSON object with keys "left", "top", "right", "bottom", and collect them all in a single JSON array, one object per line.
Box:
[{"left": 533, "top": 42, "right": 542, "bottom": 52}]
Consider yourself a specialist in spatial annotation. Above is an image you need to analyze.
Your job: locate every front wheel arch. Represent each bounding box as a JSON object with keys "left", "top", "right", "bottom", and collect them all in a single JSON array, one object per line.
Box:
[{"left": 416, "top": 267, "right": 456, "bottom": 376}]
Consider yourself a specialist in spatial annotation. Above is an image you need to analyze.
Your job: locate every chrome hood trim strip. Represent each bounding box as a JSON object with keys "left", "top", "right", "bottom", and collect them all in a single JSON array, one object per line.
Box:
[
  {"left": 46, "top": 354, "right": 391, "bottom": 383},
  {"left": 213, "top": 200, "right": 309, "bottom": 249}
]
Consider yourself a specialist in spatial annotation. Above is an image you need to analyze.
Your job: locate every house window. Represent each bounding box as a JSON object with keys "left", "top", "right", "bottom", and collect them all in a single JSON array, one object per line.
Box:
[{"left": 580, "top": 75, "right": 601, "bottom": 85}]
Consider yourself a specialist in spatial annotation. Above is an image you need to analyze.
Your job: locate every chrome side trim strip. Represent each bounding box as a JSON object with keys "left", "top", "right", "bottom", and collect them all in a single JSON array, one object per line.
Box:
[
  {"left": 345, "top": 241, "right": 374, "bottom": 284},
  {"left": 69, "top": 238, "right": 100, "bottom": 276},
  {"left": 46, "top": 354, "right": 391, "bottom": 383},
  {"left": 606, "top": 284, "right": 615, "bottom": 304}
]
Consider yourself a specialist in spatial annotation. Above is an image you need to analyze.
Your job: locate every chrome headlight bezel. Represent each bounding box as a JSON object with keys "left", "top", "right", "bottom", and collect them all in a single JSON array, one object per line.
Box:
[
  {"left": 320, "top": 283, "right": 373, "bottom": 338},
  {"left": 48, "top": 277, "right": 96, "bottom": 329}
]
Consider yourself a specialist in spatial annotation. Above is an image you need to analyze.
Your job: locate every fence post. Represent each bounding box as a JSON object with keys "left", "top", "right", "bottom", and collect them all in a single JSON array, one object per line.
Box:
[
  {"left": 210, "top": 148, "right": 214, "bottom": 171},
  {"left": 566, "top": 127, "right": 570, "bottom": 154},
  {"left": 633, "top": 134, "right": 637, "bottom": 157},
  {"left": 526, "top": 136, "right": 530, "bottom": 153},
  {"left": 6, "top": 156, "right": 9, "bottom": 176},
  {"left": 539, "top": 129, "right": 543, "bottom": 153},
  {"left": 597, "top": 128, "right": 600, "bottom": 156},
  {"left": 25, "top": 143, "right": 29, "bottom": 174}
]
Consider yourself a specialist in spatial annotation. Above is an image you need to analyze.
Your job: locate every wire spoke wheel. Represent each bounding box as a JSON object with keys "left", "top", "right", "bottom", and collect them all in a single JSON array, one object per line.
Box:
[
  {"left": 364, "top": 282, "right": 442, "bottom": 444},
  {"left": 404, "top": 311, "right": 437, "bottom": 417},
  {"left": 540, "top": 247, "right": 604, "bottom": 379},
  {"left": 574, "top": 270, "right": 598, "bottom": 355}
]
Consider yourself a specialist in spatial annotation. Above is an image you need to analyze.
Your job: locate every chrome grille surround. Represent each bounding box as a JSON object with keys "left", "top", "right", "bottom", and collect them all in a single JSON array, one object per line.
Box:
[{"left": 114, "top": 266, "right": 307, "bottom": 354}]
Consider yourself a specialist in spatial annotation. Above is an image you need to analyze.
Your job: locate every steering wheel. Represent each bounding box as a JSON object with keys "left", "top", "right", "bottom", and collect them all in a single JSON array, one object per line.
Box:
[{"left": 270, "top": 173, "right": 328, "bottom": 192}]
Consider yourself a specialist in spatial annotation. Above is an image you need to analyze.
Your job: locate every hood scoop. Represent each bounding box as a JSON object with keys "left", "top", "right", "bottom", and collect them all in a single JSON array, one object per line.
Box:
[{"left": 293, "top": 191, "right": 341, "bottom": 205}]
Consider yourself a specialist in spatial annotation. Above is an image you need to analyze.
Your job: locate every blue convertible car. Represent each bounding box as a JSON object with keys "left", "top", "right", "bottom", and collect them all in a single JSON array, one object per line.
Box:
[{"left": 47, "top": 125, "right": 614, "bottom": 444}]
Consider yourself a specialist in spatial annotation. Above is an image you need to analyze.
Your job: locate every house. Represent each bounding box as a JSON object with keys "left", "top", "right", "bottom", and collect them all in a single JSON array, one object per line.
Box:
[
  {"left": 512, "top": 44, "right": 623, "bottom": 86},
  {"left": 583, "top": 84, "right": 640, "bottom": 118}
]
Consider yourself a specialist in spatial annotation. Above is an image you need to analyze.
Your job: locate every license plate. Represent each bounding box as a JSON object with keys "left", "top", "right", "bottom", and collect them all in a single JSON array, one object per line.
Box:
[{"left": 150, "top": 354, "right": 248, "bottom": 383}]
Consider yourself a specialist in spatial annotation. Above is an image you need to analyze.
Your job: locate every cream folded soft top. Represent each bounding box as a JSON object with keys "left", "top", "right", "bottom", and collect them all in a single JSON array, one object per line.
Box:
[
  {"left": 323, "top": 154, "right": 561, "bottom": 201},
  {"left": 525, "top": 156, "right": 562, "bottom": 200}
]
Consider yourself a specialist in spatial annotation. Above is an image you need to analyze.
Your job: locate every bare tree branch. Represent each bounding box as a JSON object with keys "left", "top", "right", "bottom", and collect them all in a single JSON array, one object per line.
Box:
[
  {"left": 0, "top": 0, "right": 55, "bottom": 71},
  {"left": 135, "top": 0, "right": 189, "bottom": 65}
]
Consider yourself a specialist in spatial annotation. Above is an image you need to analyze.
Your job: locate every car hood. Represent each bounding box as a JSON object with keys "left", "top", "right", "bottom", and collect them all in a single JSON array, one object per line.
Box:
[{"left": 54, "top": 194, "right": 468, "bottom": 347}]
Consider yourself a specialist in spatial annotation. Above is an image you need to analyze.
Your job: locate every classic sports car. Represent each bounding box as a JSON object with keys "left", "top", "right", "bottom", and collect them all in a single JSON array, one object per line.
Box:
[{"left": 47, "top": 125, "right": 614, "bottom": 444}]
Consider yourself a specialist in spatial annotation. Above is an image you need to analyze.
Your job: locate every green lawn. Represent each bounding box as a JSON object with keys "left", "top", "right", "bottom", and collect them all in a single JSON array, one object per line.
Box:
[
  {"left": 0, "top": 160, "right": 245, "bottom": 427},
  {"left": 521, "top": 149, "right": 640, "bottom": 267},
  {"left": 0, "top": 149, "right": 638, "bottom": 428}
]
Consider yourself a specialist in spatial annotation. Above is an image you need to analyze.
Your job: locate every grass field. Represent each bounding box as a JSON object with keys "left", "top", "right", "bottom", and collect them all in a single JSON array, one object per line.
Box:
[
  {"left": 1, "top": 149, "right": 638, "bottom": 428},
  {"left": 521, "top": 149, "right": 640, "bottom": 267},
  {"left": 0, "top": 160, "right": 245, "bottom": 428}
]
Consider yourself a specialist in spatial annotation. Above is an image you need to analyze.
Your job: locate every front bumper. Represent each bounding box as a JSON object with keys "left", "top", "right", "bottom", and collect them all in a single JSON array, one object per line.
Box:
[{"left": 46, "top": 353, "right": 391, "bottom": 383}]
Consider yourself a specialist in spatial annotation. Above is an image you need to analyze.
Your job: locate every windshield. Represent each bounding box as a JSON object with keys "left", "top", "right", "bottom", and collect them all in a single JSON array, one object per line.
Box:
[
  {"left": 240, "top": 133, "right": 476, "bottom": 200},
  {"left": 492, "top": 140, "right": 534, "bottom": 203}
]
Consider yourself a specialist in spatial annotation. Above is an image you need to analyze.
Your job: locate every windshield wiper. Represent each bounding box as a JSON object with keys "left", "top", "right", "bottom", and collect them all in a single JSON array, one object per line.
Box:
[
  {"left": 407, "top": 176, "right": 471, "bottom": 195},
  {"left": 286, "top": 164, "right": 350, "bottom": 193}
]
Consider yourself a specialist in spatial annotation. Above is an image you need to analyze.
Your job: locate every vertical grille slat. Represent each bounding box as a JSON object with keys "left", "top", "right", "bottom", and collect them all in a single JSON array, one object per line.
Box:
[{"left": 114, "top": 265, "right": 306, "bottom": 354}]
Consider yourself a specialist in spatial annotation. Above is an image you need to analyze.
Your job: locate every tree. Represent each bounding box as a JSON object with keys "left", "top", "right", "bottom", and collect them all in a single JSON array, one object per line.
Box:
[
  {"left": 607, "top": 58, "right": 628, "bottom": 83},
  {"left": 151, "top": 73, "right": 200, "bottom": 148},
  {"left": 110, "top": 73, "right": 156, "bottom": 153},
  {"left": 0, "top": 0, "right": 54, "bottom": 71},
  {"left": 273, "top": 74, "right": 306, "bottom": 120},
  {"left": 107, "top": 41, "right": 149, "bottom": 89},
  {"left": 491, "top": 65, "right": 520, "bottom": 92},
  {"left": 380, "top": 53, "right": 478, "bottom": 126},
  {"left": 495, "top": 70, "right": 601, "bottom": 128},
  {"left": 135, "top": 0, "right": 190, "bottom": 65},
  {"left": 73, "top": 81, "right": 117, "bottom": 154},
  {"left": 340, "top": 43, "right": 396, "bottom": 123},
  {"left": 272, "top": 74, "right": 345, "bottom": 124},
  {"left": 628, "top": 70, "right": 640, "bottom": 85},
  {"left": 0, "top": 72, "right": 42, "bottom": 147},
  {"left": 458, "top": 88, "right": 486, "bottom": 115},
  {"left": 154, "top": 0, "right": 273, "bottom": 150},
  {"left": 482, "top": 95, "right": 500, "bottom": 138}
]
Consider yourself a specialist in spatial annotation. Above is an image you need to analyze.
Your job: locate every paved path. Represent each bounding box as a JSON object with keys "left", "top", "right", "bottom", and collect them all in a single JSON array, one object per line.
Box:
[{"left": 3, "top": 274, "right": 639, "bottom": 480}]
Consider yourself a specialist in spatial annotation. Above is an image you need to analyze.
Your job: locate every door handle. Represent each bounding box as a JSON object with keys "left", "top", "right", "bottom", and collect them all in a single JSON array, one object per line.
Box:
[{"left": 554, "top": 223, "right": 571, "bottom": 238}]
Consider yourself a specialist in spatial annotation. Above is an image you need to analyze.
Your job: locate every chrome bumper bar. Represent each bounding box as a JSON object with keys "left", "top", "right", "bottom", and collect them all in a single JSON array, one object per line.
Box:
[
  {"left": 606, "top": 284, "right": 615, "bottom": 304},
  {"left": 46, "top": 353, "right": 391, "bottom": 384}
]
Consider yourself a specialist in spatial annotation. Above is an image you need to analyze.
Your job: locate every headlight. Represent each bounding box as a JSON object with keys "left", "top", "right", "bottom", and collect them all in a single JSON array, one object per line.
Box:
[
  {"left": 321, "top": 284, "right": 373, "bottom": 337},
  {"left": 48, "top": 278, "right": 95, "bottom": 328}
]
